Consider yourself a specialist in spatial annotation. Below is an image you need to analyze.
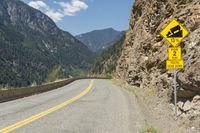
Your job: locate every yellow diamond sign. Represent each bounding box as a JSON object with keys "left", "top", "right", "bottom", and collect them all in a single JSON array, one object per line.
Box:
[{"left": 160, "top": 19, "right": 188, "bottom": 47}]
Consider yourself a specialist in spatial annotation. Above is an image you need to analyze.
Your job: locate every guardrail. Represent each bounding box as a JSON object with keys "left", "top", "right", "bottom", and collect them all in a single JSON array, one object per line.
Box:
[{"left": 0, "top": 77, "right": 108, "bottom": 103}]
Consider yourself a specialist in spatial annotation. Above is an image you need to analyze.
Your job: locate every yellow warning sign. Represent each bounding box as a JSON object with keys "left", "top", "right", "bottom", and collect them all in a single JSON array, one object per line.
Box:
[
  {"left": 160, "top": 19, "right": 188, "bottom": 47},
  {"left": 166, "top": 60, "right": 184, "bottom": 69},
  {"left": 168, "top": 47, "right": 182, "bottom": 60}
]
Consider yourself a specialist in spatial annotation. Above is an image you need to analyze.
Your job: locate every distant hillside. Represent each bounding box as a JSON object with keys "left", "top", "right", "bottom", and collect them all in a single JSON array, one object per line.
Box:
[
  {"left": 0, "top": 0, "right": 94, "bottom": 87},
  {"left": 92, "top": 34, "right": 125, "bottom": 74},
  {"left": 76, "top": 28, "right": 124, "bottom": 52}
]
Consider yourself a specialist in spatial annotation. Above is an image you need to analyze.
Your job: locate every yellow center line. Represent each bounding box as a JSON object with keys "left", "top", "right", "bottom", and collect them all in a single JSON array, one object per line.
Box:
[{"left": 0, "top": 80, "right": 94, "bottom": 133}]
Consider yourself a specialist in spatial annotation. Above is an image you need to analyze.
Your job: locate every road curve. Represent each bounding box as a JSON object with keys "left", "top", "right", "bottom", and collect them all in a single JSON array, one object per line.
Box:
[{"left": 0, "top": 79, "right": 144, "bottom": 133}]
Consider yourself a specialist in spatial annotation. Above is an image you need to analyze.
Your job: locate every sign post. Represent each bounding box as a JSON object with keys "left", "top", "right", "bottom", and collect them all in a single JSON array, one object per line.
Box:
[
  {"left": 173, "top": 70, "right": 177, "bottom": 118},
  {"left": 160, "top": 19, "right": 189, "bottom": 119}
]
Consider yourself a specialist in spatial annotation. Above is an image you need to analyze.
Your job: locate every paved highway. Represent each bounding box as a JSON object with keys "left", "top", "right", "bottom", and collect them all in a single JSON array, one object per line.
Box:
[{"left": 0, "top": 79, "right": 144, "bottom": 133}]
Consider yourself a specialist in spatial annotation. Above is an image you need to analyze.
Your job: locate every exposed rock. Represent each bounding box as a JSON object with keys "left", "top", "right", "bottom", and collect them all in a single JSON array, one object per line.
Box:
[
  {"left": 183, "top": 100, "right": 193, "bottom": 112},
  {"left": 117, "top": 0, "right": 200, "bottom": 100},
  {"left": 116, "top": 0, "right": 200, "bottom": 122},
  {"left": 176, "top": 95, "right": 200, "bottom": 122},
  {"left": 192, "top": 95, "right": 200, "bottom": 103},
  {"left": 177, "top": 101, "right": 184, "bottom": 109}
]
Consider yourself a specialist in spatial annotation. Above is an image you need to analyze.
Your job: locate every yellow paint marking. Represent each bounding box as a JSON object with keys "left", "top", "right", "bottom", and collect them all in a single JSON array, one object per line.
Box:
[{"left": 0, "top": 80, "right": 94, "bottom": 133}]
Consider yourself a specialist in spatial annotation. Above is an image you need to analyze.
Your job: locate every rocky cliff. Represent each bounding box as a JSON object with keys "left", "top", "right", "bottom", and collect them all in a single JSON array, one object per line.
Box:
[{"left": 117, "top": 0, "right": 200, "bottom": 118}]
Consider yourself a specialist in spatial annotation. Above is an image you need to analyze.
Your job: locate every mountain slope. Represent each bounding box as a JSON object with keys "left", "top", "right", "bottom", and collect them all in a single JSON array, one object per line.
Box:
[
  {"left": 76, "top": 28, "right": 124, "bottom": 52},
  {"left": 92, "top": 35, "right": 125, "bottom": 74},
  {"left": 0, "top": 0, "right": 94, "bottom": 87}
]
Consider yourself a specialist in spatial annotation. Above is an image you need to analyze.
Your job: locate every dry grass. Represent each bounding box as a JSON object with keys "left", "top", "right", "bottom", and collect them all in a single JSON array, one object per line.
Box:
[
  {"left": 111, "top": 78, "right": 158, "bottom": 105},
  {"left": 0, "top": 88, "right": 9, "bottom": 91},
  {"left": 140, "top": 121, "right": 158, "bottom": 133},
  {"left": 111, "top": 78, "right": 140, "bottom": 97},
  {"left": 42, "top": 78, "right": 69, "bottom": 85},
  {"left": 0, "top": 85, "right": 9, "bottom": 91}
]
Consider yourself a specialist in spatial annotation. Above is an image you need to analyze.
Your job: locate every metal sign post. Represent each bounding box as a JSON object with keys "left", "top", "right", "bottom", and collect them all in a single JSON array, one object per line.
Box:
[{"left": 173, "top": 70, "right": 177, "bottom": 119}]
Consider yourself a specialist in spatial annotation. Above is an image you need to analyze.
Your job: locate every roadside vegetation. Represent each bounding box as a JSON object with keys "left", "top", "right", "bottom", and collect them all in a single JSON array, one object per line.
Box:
[
  {"left": 140, "top": 121, "right": 158, "bottom": 133},
  {"left": 111, "top": 78, "right": 140, "bottom": 98},
  {"left": 47, "top": 66, "right": 62, "bottom": 82},
  {"left": 0, "top": 85, "right": 9, "bottom": 91}
]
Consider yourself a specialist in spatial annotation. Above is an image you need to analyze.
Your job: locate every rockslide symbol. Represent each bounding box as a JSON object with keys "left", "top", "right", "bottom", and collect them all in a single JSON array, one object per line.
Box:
[{"left": 166, "top": 25, "right": 183, "bottom": 38}]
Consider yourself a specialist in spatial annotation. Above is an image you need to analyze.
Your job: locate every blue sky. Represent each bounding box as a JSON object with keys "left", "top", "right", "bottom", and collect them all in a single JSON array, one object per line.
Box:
[{"left": 22, "top": 0, "right": 134, "bottom": 35}]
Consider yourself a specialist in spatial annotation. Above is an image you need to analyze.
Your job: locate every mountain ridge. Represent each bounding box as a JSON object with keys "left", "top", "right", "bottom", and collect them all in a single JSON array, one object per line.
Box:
[
  {"left": 0, "top": 0, "right": 94, "bottom": 87},
  {"left": 76, "top": 28, "right": 124, "bottom": 52}
]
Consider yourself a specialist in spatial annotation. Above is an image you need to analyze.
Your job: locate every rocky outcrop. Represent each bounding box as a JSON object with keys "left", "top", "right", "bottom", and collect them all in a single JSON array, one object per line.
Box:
[
  {"left": 117, "top": 0, "right": 200, "bottom": 116},
  {"left": 177, "top": 95, "right": 200, "bottom": 119}
]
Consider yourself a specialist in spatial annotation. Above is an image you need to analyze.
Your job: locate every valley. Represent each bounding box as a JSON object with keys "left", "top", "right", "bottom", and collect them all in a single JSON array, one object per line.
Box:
[{"left": 0, "top": 0, "right": 199, "bottom": 132}]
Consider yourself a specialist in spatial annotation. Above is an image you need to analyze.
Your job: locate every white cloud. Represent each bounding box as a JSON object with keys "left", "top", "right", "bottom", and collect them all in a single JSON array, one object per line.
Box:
[
  {"left": 59, "top": 0, "right": 88, "bottom": 16},
  {"left": 28, "top": 1, "right": 48, "bottom": 10},
  {"left": 28, "top": 1, "right": 64, "bottom": 22},
  {"left": 45, "top": 9, "right": 64, "bottom": 22},
  {"left": 28, "top": 0, "right": 88, "bottom": 22}
]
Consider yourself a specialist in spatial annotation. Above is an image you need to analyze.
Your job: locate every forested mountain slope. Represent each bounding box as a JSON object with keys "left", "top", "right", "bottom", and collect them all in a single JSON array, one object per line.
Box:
[{"left": 0, "top": 0, "right": 94, "bottom": 87}]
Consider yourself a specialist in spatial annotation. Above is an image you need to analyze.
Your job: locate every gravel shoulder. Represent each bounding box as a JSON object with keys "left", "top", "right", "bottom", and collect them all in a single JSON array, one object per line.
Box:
[{"left": 112, "top": 78, "right": 200, "bottom": 133}]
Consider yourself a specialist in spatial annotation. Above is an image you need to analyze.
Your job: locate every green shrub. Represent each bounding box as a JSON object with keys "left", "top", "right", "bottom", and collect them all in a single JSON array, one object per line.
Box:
[
  {"left": 31, "top": 81, "right": 37, "bottom": 87},
  {"left": 47, "top": 66, "right": 61, "bottom": 82},
  {"left": 105, "top": 73, "right": 113, "bottom": 79},
  {"left": 140, "top": 122, "right": 158, "bottom": 133}
]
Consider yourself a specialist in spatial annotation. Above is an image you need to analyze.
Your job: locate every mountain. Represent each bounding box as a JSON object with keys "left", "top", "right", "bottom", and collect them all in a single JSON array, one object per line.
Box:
[
  {"left": 0, "top": 0, "right": 94, "bottom": 87},
  {"left": 76, "top": 28, "right": 124, "bottom": 52},
  {"left": 92, "top": 34, "right": 125, "bottom": 74}
]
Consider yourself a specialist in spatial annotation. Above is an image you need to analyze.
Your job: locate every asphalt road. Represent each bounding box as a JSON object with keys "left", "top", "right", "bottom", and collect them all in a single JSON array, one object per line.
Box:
[{"left": 0, "top": 79, "right": 145, "bottom": 133}]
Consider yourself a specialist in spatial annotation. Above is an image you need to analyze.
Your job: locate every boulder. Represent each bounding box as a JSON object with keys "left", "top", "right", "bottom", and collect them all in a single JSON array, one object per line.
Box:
[{"left": 183, "top": 100, "right": 193, "bottom": 112}]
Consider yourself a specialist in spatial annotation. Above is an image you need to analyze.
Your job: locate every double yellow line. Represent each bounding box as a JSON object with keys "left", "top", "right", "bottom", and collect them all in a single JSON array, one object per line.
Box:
[{"left": 0, "top": 80, "right": 94, "bottom": 133}]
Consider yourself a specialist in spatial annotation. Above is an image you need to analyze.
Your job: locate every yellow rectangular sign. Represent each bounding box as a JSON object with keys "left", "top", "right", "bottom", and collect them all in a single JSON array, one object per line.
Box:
[
  {"left": 166, "top": 60, "right": 184, "bottom": 69},
  {"left": 168, "top": 47, "right": 182, "bottom": 60}
]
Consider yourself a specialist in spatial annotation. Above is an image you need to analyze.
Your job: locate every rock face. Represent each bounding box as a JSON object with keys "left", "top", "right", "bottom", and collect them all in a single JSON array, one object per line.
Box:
[
  {"left": 117, "top": 0, "right": 200, "bottom": 102},
  {"left": 0, "top": 0, "right": 94, "bottom": 87}
]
